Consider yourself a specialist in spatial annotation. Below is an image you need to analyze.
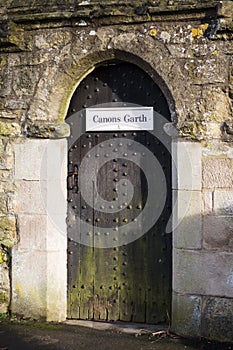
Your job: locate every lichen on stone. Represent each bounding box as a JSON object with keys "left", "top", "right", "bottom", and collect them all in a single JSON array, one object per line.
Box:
[
  {"left": 0, "top": 216, "right": 17, "bottom": 248},
  {"left": 178, "top": 119, "right": 207, "bottom": 141},
  {"left": 0, "top": 247, "right": 8, "bottom": 264},
  {"left": 191, "top": 24, "right": 209, "bottom": 38},
  {"left": 149, "top": 28, "right": 157, "bottom": 37},
  {"left": 0, "top": 122, "right": 20, "bottom": 137},
  {"left": 25, "top": 122, "right": 70, "bottom": 138}
]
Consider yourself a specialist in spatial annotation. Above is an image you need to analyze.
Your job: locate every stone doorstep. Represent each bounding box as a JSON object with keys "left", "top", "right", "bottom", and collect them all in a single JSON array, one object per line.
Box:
[{"left": 64, "top": 320, "right": 166, "bottom": 335}]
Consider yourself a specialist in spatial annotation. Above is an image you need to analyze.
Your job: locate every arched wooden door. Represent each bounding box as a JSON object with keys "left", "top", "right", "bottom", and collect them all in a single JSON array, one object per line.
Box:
[{"left": 66, "top": 62, "right": 172, "bottom": 324}]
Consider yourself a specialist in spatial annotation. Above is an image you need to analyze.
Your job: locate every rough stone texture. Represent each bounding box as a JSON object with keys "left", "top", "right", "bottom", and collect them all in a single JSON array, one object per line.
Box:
[
  {"left": 0, "top": 0, "right": 232, "bottom": 342},
  {"left": 0, "top": 216, "right": 17, "bottom": 248},
  {"left": 3, "top": 0, "right": 220, "bottom": 27},
  {"left": 12, "top": 247, "right": 67, "bottom": 321},
  {"left": 0, "top": 122, "right": 21, "bottom": 137},
  {"left": 173, "top": 249, "right": 233, "bottom": 298},
  {"left": 202, "top": 157, "right": 233, "bottom": 189},
  {"left": 172, "top": 293, "right": 202, "bottom": 338},
  {"left": 200, "top": 147, "right": 233, "bottom": 342},
  {"left": 11, "top": 250, "right": 48, "bottom": 319},
  {"left": 0, "top": 4, "right": 231, "bottom": 136},
  {"left": 203, "top": 216, "right": 233, "bottom": 251},
  {"left": 213, "top": 190, "right": 233, "bottom": 215},
  {"left": 202, "top": 297, "right": 233, "bottom": 342},
  {"left": 0, "top": 262, "right": 10, "bottom": 313},
  {"left": 0, "top": 138, "right": 15, "bottom": 314}
]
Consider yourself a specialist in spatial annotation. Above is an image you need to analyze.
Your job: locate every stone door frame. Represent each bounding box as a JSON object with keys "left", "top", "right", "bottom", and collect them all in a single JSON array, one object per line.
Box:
[{"left": 11, "top": 49, "right": 202, "bottom": 323}]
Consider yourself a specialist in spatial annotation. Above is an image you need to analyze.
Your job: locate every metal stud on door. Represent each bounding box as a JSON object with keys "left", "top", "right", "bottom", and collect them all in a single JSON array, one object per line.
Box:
[{"left": 67, "top": 62, "right": 172, "bottom": 323}]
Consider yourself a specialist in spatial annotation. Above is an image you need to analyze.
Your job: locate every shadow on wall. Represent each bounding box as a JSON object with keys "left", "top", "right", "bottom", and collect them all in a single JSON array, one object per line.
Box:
[{"left": 173, "top": 202, "right": 233, "bottom": 343}]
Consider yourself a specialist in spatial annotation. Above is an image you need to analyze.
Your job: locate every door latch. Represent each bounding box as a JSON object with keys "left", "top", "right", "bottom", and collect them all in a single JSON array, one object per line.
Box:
[{"left": 67, "top": 164, "right": 79, "bottom": 191}]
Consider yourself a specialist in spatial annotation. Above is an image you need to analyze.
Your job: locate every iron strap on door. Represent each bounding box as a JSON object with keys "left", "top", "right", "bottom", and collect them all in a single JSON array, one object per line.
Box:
[{"left": 66, "top": 62, "right": 172, "bottom": 324}]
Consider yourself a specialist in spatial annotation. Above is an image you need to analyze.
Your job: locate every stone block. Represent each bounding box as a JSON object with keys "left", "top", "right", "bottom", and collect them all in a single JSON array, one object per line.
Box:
[
  {"left": 11, "top": 249, "right": 47, "bottom": 319},
  {"left": 6, "top": 192, "right": 17, "bottom": 213},
  {"left": 172, "top": 141, "right": 201, "bottom": 190},
  {"left": 11, "top": 247, "right": 67, "bottom": 321},
  {"left": 173, "top": 249, "right": 233, "bottom": 297},
  {"left": 46, "top": 180, "right": 67, "bottom": 216},
  {"left": 0, "top": 141, "right": 14, "bottom": 171},
  {"left": 17, "top": 213, "right": 66, "bottom": 252},
  {"left": 0, "top": 194, "right": 7, "bottom": 213},
  {"left": 25, "top": 122, "right": 70, "bottom": 138},
  {"left": 167, "top": 42, "right": 218, "bottom": 58},
  {"left": 46, "top": 251, "right": 67, "bottom": 322},
  {"left": 16, "top": 178, "right": 66, "bottom": 216},
  {"left": 16, "top": 180, "right": 47, "bottom": 215},
  {"left": 173, "top": 190, "right": 202, "bottom": 249},
  {"left": 46, "top": 214, "right": 67, "bottom": 251},
  {"left": 12, "top": 137, "right": 67, "bottom": 321},
  {"left": 203, "top": 216, "right": 233, "bottom": 251},
  {"left": 219, "top": 0, "right": 233, "bottom": 18},
  {"left": 0, "top": 170, "right": 11, "bottom": 182},
  {"left": 15, "top": 140, "right": 48, "bottom": 181},
  {"left": 201, "top": 87, "right": 231, "bottom": 123},
  {"left": 1, "top": 154, "right": 14, "bottom": 171},
  {"left": 0, "top": 215, "right": 17, "bottom": 248},
  {"left": 15, "top": 139, "right": 67, "bottom": 181},
  {"left": 45, "top": 139, "right": 67, "bottom": 182},
  {"left": 172, "top": 292, "right": 201, "bottom": 338},
  {"left": 185, "top": 56, "right": 228, "bottom": 85},
  {"left": 205, "top": 122, "right": 222, "bottom": 140},
  {"left": 0, "top": 122, "right": 20, "bottom": 137},
  {"left": 17, "top": 214, "right": 47, "bottom": 252},
  {"left": 202, "top": 191, "right": 213, "bottom": 214},
  {"left": 0, "top": 293, "right": 8, "bottom": 313},
  {"left": 213, "top": 190, "right": 233, "bottom": 215},
  {"left": 202, "top": 157, "right": 233, "bottom": 189},
  {"left": 0, "top": 263, "right": 10, "bottom": 313},
  {"left": 202, "top": 297, "right": 233, "bottom": 342},
  {"left": 0, "top": 64, "right": 11, "bottom": 97},
  {"left": 13, "top": 66, "right": 39, "bottom": 98}
]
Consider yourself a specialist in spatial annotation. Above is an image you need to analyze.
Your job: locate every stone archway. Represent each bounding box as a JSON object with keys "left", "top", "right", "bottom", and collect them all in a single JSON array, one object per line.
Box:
[{"left": 11, "top": 42, "right": 201, "bottom": 324}]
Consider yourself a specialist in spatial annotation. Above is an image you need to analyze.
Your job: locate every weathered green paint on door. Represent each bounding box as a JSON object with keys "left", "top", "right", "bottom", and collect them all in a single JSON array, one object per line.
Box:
[{"left": 67, "top": 62, "right": 172, "bottom": 323}]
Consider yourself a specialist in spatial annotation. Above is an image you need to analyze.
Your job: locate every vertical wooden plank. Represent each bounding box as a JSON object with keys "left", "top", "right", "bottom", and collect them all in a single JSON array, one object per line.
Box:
[
  {"left": 93, "top": 133, "right": 119, "bottom": 321},
  {"left": 118, "top": 131, "right": 148, "bottom": 323},
  {"left": 118, "top": 131, "right": 135, "bottom": 322},
  {"left": 79, "top": 133, "right": 95, "bottom": 320},
  {"left": 67, "top": 138, "right": 82, "bottom": 319},
  {"left": 131, "top": 132, "right": 148, "bottom": 323}
]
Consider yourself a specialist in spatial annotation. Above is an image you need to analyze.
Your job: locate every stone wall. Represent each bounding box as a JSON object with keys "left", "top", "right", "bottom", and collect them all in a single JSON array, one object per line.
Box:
[
  {"left": 0, "top": 0, "right": 232, "bottom": 342},
  {"left": 172, "top": 142, "right": 233, "bottom": 342}
]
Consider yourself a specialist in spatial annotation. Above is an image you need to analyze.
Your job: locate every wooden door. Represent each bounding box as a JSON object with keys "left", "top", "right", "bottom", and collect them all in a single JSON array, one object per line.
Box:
[{"left": 67, "top": 62, "right": 172, "bottom": 323}]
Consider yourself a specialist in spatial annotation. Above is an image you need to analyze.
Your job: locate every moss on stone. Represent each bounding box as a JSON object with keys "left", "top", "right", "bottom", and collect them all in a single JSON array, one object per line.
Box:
[
  {"left": 25, "top": 122, "right": 70, "bottom": 138},
  {"left": 0, "top": 21, "right": 25, "bottom": 50},
  {"left": 0, "top": 57, "right": 7, "bottom": 68},
  {"left": 0, "top": 291, "right": 8, "bottom": 304},
  {"left": 0, "top": 216, "right": 17, "bottom": 248},
  {"left": 178, "top": 120, "right": 207, "bottom": 141},
  {"left": 0, "top": 122, "right": 20, "bottom": 137},
  {"left": 0, "top": 245, "right": 8, "bottom": 264}
]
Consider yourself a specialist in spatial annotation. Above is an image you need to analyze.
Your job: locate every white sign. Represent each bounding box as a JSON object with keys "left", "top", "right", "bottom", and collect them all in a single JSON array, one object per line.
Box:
[{"left": 86, "top": 107, "right": 153, "bottom": 131}]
